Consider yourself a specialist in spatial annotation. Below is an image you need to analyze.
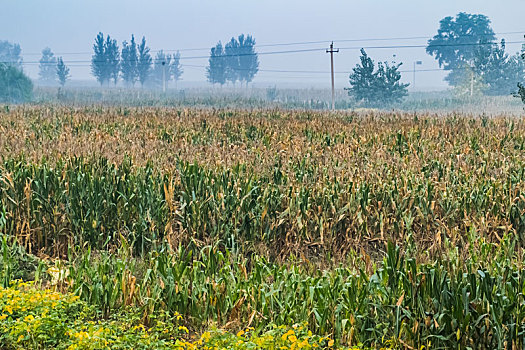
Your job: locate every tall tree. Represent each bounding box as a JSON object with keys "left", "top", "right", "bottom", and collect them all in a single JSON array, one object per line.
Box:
[
  {"left": 152, "top": 50, "right": 172, "bottom": 88},
  {"left": 38, "top": 47, "right": 57, "bottom": 85},
  {"left": 347, "top": 49, "right": 409, "bottom": 107},
  {"left": 237, "top": 34, "right": 259, "bottom": 86},
  {"left": 224, "top": 37, "right": 241, "bottom": 85},
  {"left": 206, "top": 42, "right": 226, "bottom": 86},
  {"left": 0, "top": 41, "right": 23, "bottom": 69},
  {"left": 105, "top": 37, "right": 120, "bottom": 86},
  {"left": 427, "top": 13, "right": 496, "bottom": 87},
  {"left": 137, "top": 36, "right": 152, "bottom": 87},
  {"left": 91, "top": 33, "right": 119, "bottom": 86},
  {"left": 121, "top": 35, "right": 138, "bottom": 87},
  {"left": 91, "top": 32, "right": 108, "bottom": 85},
  {"left": 56, "top": 57, "right": 70, "bottom": 87},
  {"left": 170, "top": 51, "right": 183, "bottom": 88}
]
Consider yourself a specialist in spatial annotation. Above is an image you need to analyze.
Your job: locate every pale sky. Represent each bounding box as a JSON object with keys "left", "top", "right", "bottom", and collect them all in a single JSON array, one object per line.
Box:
[{"left": 2, "top": 0, "right": 524, "bottom": 89}]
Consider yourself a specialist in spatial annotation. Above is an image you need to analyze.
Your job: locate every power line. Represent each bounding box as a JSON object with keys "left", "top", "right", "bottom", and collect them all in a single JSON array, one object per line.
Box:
[
  {"left": 20, "top": 30, "right": 525, "bottom": 56},
  {"left": 11, "top": 38, "right": 525, "bottom": 67}
]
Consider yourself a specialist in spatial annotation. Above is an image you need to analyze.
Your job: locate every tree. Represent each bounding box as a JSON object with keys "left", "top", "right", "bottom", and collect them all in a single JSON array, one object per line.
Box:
[
  {"left": 152, "top": 50, "right": 171, "bottom": 88},
  {"left": 224, "top": 37, "right": 241, "bottom": 85},
  {"left": 56, "top": 57, "right": 70, "bottom": 87},
  {"left": 473, "top": 39, "right": 523, "bottom": 96},
  {"left": 237, "top": 34, "right": 259, "bottom": 86},
  {"left": 346, "top": 49, "right": 409, "bottom": 106},
  {"left": 206, "top": 42, "right": 227, "bottom": 86},
  {"left": 427, "top": 13, "right": 496, "bottom": 86},
  {"left": 105, "top": 37, "right": 120, "bottom": 86},
  {"left": 38, "top": 47, "right": 57, "bottom": 85},
  {"left": 91, "top": 33, "right": 119, "bottom": 86},
  {"left": 121, "top": 35, "right": 138, "bottom": 87},
  {"left": 0, "top": 63, "right": 33, "bottom": 103},
  {"left": 517, "top": 83, "right": 525, "bottom": 104},
  {"left": 137, "top": 36, "right": 152, "bottom": 87},
  {"left": 0, "top": 41, "right": 22, "bottom": 69},
  {"left": 91, "top": 32, "right": 108, "bottom": 85},
  {"left": 170, "top": 51, "right": 183, "bottom": 88},
  {"left": 516, "top": 39, "right": 525, "bottom": 104}
]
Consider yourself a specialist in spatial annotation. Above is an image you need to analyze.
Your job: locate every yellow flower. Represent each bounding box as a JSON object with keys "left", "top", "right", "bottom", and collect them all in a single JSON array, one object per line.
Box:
[
  {"left": 0, "top": 314, "right": 7, "bottom": 321},
  {"left": 282, "top": 329, "right": 294, "bottom": 341},
  {"left": 328, "top": 339, "right": 334, "bottom": 347},
  {"left": 237, "top": 330, "right": 245, "bottom": 337}
]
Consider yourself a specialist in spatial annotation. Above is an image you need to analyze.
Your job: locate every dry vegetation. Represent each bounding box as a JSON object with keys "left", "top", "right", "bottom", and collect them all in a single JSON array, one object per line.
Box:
[
  {"left": 1, "top": 106, "right": 525, "bottom": 259},
  {"left": 1, "top": 106, "right": 525, "bottom": 348}
]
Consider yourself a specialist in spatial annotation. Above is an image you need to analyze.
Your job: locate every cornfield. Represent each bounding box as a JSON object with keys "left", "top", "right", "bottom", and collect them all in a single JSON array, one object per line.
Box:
[{"left": 1, "top": 106, "right": 525, "bottom": 348}]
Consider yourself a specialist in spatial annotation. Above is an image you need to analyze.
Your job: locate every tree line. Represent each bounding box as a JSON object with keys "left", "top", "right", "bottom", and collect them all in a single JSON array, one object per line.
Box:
[
  {"left": 206, "top": 34, "right": 259, "bottom": 86},
  {"left": 347, "top": 12, "right": 525, "bottom": 107},
  {"left": 1, "top": 19, "right": 525, "bottom": 106},
  {"left": 38, "top": 47, "right": 70, "bottom": 87},
  {"left": 90, "top": 32, "right": 183, "bottom": 89}
]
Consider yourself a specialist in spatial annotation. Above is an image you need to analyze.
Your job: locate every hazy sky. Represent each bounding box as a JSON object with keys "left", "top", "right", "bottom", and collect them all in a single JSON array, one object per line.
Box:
[{"left": 2, "top": 0, "right": 525, "bottom": 89}]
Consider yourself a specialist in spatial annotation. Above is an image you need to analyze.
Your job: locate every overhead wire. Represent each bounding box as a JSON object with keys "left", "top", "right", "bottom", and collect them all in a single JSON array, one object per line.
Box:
[
  {"left": 5, "top": 32, "right": 524, "bottom": 81},
  {"left": 20, "top": 30, "right": 525, "bottom": 56}
]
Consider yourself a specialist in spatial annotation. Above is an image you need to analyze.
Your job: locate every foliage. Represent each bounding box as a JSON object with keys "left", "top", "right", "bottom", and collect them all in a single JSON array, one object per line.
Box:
[
  {"left": 237, "top": 34, "right": 259, "bottom": 85},
  {"left": 0, "top": 64, "right": 33, "bottom": 103},
  {"left": 427, "top": 12, "right": 496, "bottom": 86},
  {"left": 0, "top": 235, "right": 44, "bottom": 288},
  {"left": 347, "top": 49, "right": 409, "bottom": 106},
  {"left": 517, "top": 82, "right": 525, "bottom": 104},
  {"left": 105, "top": 37, "right": 120, "bottom": 86},
  {"left": 170, "top": 51, "right": 183, "bottom": 86},
  {"left": 0, "top": 40, "right": 23, "bottom": 69},
  {"left": 0, "top": 282, "right": 358, "bottom": 349},
  {"left": 56, "top": 57, "right": 70, "bottom": 87},
  {"left": 473, "top": 39, "right": 525, "bottom": 96},
  {"left": 121, "top": 35, "right": 138, "bottom": 87},
  {"left": 0, "top": 282, "right": 190, "bottom": 350},
  {"left": 207, "top": 42, "right": 227, "bottom": 86},
  {"left": 224, "top": 37, "right": 241, "bottom": 85},
  {"left": 207, "top": 34, "right": 259, "bottom": 87},
  {"left": 91, "top": 33, "right": 119, "bottom": 86},
  {"left": 137, "top": 36, "right": 152, "bottom": 88},
  {"left": 38, "top": 48, "right": 57, "bottom": 85}
]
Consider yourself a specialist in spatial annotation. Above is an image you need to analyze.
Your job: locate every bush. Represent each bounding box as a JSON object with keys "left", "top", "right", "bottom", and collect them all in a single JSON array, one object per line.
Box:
[{"left": 0, "top": 64, "right": 33, "bottom": 103}]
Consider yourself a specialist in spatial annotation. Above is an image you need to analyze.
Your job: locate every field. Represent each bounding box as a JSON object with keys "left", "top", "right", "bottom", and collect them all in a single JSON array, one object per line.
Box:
[{"left": 1, "top": 106, "right": 525, "bottom": 349}]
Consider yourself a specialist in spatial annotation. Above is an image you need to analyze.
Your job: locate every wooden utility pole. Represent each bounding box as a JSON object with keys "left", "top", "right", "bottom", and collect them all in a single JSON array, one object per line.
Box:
[{"left": 326, "top": 42, "right": 339, "bottom": 111}]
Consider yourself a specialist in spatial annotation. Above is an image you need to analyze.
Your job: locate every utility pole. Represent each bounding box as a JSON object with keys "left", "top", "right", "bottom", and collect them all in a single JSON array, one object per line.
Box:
[
  {"left": 326, "top": 42, "right": 339, "bottom": 111},
  {"left": 162, "top": 61, "right": 166, "bottom": 93}
]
